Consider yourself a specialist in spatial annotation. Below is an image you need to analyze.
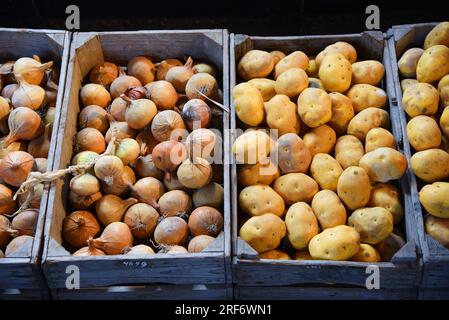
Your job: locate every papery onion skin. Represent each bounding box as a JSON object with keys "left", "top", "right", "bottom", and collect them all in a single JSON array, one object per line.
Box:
[
  {"left": 188, "top": 235, "right": 215, "bottom": 253},
  {"left": 136, "top": 128, "right": 158, "bottom": 156},
  {"left": 130, "top": 177, "right": 165, "bottom": 208},
  {"left": 18, "top": 183, "right": 44, "bottom": 209},
  {"left": 79, "top": 105, "right": 109, "bottom": 134},
  {"left": 150, "top": 110, "right": 186, "bottom": 142},
  {"left": 124, "top": 203, "right": 159, "bottom": 239},
  {"left": 70, "top": 173, "right": 100, "bottom": 196},
  {"left": 188, "top": 206, "right": 224, "bottom": 237},
  {"left": 154, "top": 216, "right": 189, "bottom": 246},
  {"left": 110, "top": 68, "right": 142, "bottom": 99},
  {"left": 166, "top": 245, "right": 188, "bottom": 254},
  {"left": 105, "top": 121, "right": 138, "bottom": 143},
  {"left": 158, "top": 190, "right": 192, "bottom": 218},
  {"left": 151, "top": 140, "right": 187, "bottom": 181},
  {"left": 75, "top": 127, "right": 106, "bottom": 154},
  {"left": 95, "top": 194, "right": 137, "bottom": 226},
  {"left": 0, "top": 215, "right": 19, "bottom": 247},
  {"left": 156, "top": 59, "right": 183, "bottom": 81},
  {"left": 63, "top": 211, "right": 100, "bottom": 249},
  {"left": 165, "top": 57, "right": 194, "bottom": 93},
  {"left": 127, "top": 57, "right": 155, "bottom": 85},
  {"left": 5, "top": 235, "right": 33, "bottom": 257},
  {"left": 12, "top": 78, "right": 46, "bottom": 110},
  {"left": 115, "top": 138, "right": 140, "bottom": 165},
  {"left": 145, "top": 80, "right": 178, "bottom": 110},
  {"left": 0, "top": 183, "right": 17, "bottom": 215},
  {"left": 3, "top": 107, "right": 43, "bottom": 147},
  {"left": 94, "top": 155, "right": 124, "bottom": 186},
  {"left": 93, "top": 221, "right": 133, "bottom": 255},
  {"left": 109, "top": 97, "right": 127, "bottom": 121},
  {"left": 177, "top": 157, "right": 213, "bottom": 189},
  {"left": 13, "top": 57, "right": 53, "bottom": 85},
  {"left": 125, "top": 244, "right": 155, "bottom": 255},
  {"left": 0, "top": 150, "right": 34, "bottom": 187},
  {"left": 28, "top": 123, "right": 52, "bottom": 158},
  {"left": 69, "top": 191, "right": 102, "bottom": 211},
  {"left": 192, "top": 182, "right": 224, "bottom": 209},
  {"left": 122, "top": 96, "right": 157, "bottom": 130},
  {"left": 181, "top": 99, "right": 211, "bottom": 131},
  {"left": 80, "top": 83, "right": 111, "bottom": 108},
  {"left": 185, "top": 72, "right": 219, "bottom": 101},
  {"left": 132, "top": 155, "right": 164, "bottom": 180},
  {"left": 89, "top": 62, "right": 118, "bottom": 86},
  {"left": 11, "top": 209, "right": 39, "bottom": 236},
  {"left": 73, "top": 237, "right": 106, "bottom": 256}
]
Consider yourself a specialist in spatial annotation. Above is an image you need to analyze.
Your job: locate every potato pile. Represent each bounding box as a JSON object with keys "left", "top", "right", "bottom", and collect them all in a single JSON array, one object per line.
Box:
[
  {"left": 234, "top": 42, "right": 408, "bottom": 262},
  {"left": 62, "top": 56, "right": 225, "bottom": 256},
  {"left": 0, "top": 56, "right": 57, "bottom": 258},
  {"left": 398, "top": 22, "right": 449, "bottom": 249}
]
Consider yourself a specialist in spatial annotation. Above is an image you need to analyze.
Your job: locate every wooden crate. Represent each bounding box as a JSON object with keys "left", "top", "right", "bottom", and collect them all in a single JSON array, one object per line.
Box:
[
  {"left": 387, "top": 22, "right": 449, "bottom": 299},
  {"left": 230, "top": 31, "right": 420, "bottom": 300},
  {"left": 0, "top": 28, "right": 71, "bottom": 300},
  {"left": 41, "top": 30, "right": 232, "bottom": 300}
]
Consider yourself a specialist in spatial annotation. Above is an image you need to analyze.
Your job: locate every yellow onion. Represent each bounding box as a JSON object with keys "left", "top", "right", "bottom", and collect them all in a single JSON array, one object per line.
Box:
[
  {"left": 115, "top": 138, "right": 140, "bottom": 165},
  {"left": 154, "top": 216, "right": 188, "bottom": 246},
  {"left": 125, "top": 86, "right": 147, "bottom": 100},
  {"left": 136, "top": 128, "right": 158, "bottom": 155},
  {"left": 0, "top": 61, "right": 16, "bottom": 85},
  {"left": 177, "top": 157, "right": 212, "bottom": 189},
  {"left": 18, "top": 183, "right": 44, "bottom": 209},
  {"left": 156, "top": 58, "right": 183, "bottom": 81},
  {"left": 95, "top": 194, "right": 137, "bottom": 226},
  {"left": 28, "top": 123, "right": 52, "bottom": 158},
  {"left": 100, "top": 171, "right": 132, "bottom": 197},
  {"left": 130, "top": 177, "right": 165, "bottom": 208},
  {"left": 192, "top": 62, "right": 218, "bottom": 78},
  {"left": 0, "top": 215, "right": 18, "bottom": 247},
  {"left": 0, "top": 141, "right": 28, "bottom": 160},
  {"left": 75, "top": 127, "right": 106, "bottom": 154},
  {"left": 151, "top": 140, "right": 187, "bottom": 181},
  {"left": 124, "top": 166, "right": 136, "bottom": 185},
  {"left": 63, "top": 211, "right": 100, "bottom": 249},
  {"left": 79, "top": 105, "right": 109, "bottom": 134},
  {"left": 109, "top": 97, "right": 127, "bottom": 121},
  {"left": 158, "top": 190, "right": 192, "bottom": 218},
  {"left": 93, "top": 222, "right": 133, "bottom": 255},
  {"left": 69, "top": 191, "right": 102, "bottom": 211},
  {"left": 94, "top": 155, "right": 124, "bottom": 186},
  {"left": 0, "top": 183, "right": 16, "bottom": 215},
  {"left": 72, "top": 237, "right": 105, "bottom": 256},
  {"left": 13, "top": 57, "right": 53, "bottom": 85},
  {"left": 145, "top": 80, "right": 178, "bottom": 110},
  {"left": 3, "top": 107, "right": 43, "bottom": 147},
  {"left": 0, "top": 151, "right": 34, "bottom": 187},
  {"left": 11, "top": 209, "right": 39, "bottom": 236},
  {"left": 127, "top": 56, "right": 155, "bottom": 85},
  {"left": 11, "top": 76, "right": 46, "bottom": 110},
  {"left": 110, "top": 68, "right": 142, "bottom": 99},
  {"left": 0, "top": 96, "right": 10, "bottom": 135},
  {"left": 150, "top": 110, "right": 186, "bottom": 142},
  {"left": 0, "top": 249, "right": 3, "bottom": 257},
  {"left": 71, "top": 151, "right": 99, "bottom": 174},
  {"left": 165, "top": 57, "right": 194, "bottom": 93},
  {"left": 43, "top": 106, "right": 56, "bottom": 125},
  {"left": 45, "top": 89, "right": 57, "bottom": 109},
  {"left": 181, "top": 99, "right": 211, "bottom": 131},
  {"left": 89, "top": 62, "right": 118, "bottom": 86},
  {"left": 188, "top": 206, "right": 223, "bottom": 237},
  {"left": 5, "top": 235, "right": 33, "bottom": 257},
  {"left": 120, "top": 95, "right": 157, "bottom": 130},
  {"left": 33, "top": 157, "right": 48, "bottom": 173},
  {"left": 188, "top": 235, "right": 215, "bottom": 253},
  {"left": 192, "top": 182, "right": 224, "bottom": 209},
  {"left": 166, "top": 245, "right": 188, "bottom": 254},
  {"left": 185, "top": 72, "right": 218, "bottom": 100},
  {"left": 105, "top": 119, "right": 137, "bottom": 143},
  {"left": 70, "top": 173, "right": 100, "bottom": 196},
  {"left": 132, "top": 155, "right": 163, "bottom": 180},
  {"left": 1, "top": 83, "right": 19, "bottom": 100},
  {"left": 163, "top": 175, "right": 189, "bottom": 192},
  {"left": 80, "top": 83, "right": 111, "bottom": 108},
  {"left": 185, "top": 128, "right": 217, "bottom": 160},
  {"left": 124, "top": 202, "right": 159, "bottom": 239},
  {"left": 125, "top": 244, "right": 155, "bottom": 255}
]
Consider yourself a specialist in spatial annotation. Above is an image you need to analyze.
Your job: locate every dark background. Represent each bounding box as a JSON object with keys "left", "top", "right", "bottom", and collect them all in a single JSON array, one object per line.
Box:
[{"left": 0, "top": 0, "right": 447, "bottom": 35}]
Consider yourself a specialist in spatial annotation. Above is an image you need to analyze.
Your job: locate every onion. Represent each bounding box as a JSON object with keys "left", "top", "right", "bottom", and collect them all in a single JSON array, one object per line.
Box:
[
  {"left": 11, "top": 209, "right": 39, "bottom": 236},
  {"left": 13, "top": 57, "right": 53, "bottom": 85},
  {"left": 71, "top": 151, "right": 99, "bottom": 174},
  {"left": 1, "top": 83, "right": 19, "bottom": 100},
  {"left": 151, "top": 140, "right": 187, "bottom": 181},
  {"left": 0, "top": 151, "right": 34, "bottom": 187},
  {"left": 158, "top": 190, "right": 192, "bottom": 218},
  {"left": 63, "top": 211, "right": 100, "bottom": 249},
  {"left": 5, "top": 235, "right": 33, "bottom": 257},
  {"left": 0, "top": 96, "right": 10, "bottom": 134},
  {"left": 79, "top": 105, "right": 109, "bottom": 134},
  {"left": 181, "top": 99, "right": 211, "bottom": 131},
  {"left": 150, "top": 110, "right": 186, "bottom": 142},
  {"left": 109, "top": 97, "right": 127, "bottom": 121},
  {"left": 156, "top": 59, "right": 183, "bottom": 81},
  {"left": 12, "top": 77, "right": 46, "bottom": 110},
  {"left": 124, "top": 203, "right": 159, "bottom": 239},
  {"left": 94, "top": 155, "right": 124, "bottom": 186},
  {"left": 124, "top": 166, "right": 136, "bottom": 185},
  {"left": 18, "top": 183, "right": 44, "bottom": 209},
  {"left": 80, "top": 83, "right": 111, "bottom": 108},
  {"left": 192, "top": 62, "right": 218, "bottom": 78},
  {"left": 166, "top": 245, "right": 188, "bottom": 254},
  {"left": 44, "top": 106, "right": 56, "bottom": 125},
  {"left": 192, "top": 182, "right": 224, "bottom": 209},
  {"left": 0, "top": 61, "right": 15, "bottom": 85},
  {"left": 165, "top": 57, "right": 194, "bottom": 93},
  {"left": 45, "top": 89, "right": 57, "bottom": 108},
  {"left": 0, "top": 249, "right": 3, "bottom": 258},
  {"left": 163, "top": 175, "right": 189, "bottom": 192},
  {"left": 0, "top": 141, "right": 28, "bottom": 160},
  {"left": 100, "top": 171, "right": 132, "bottom": 197},
  {"left": 89, "top": 62, "right": 118, "bottom": 86},
  {"left": 154, "top": 216, "right": 188, "bottom": 246},
  {"left": 73, "top": 237, "right": 105, "bottom": 256},
  {"left": 95, "top": 194, "right": 137, "bottom": 226},
  {"left": 0, "top": 215, "right": 18, "bottom": 247},
  {"left": 132, "top": 155, "right": 163, "bottom": 179},
  {"left": 188, "top": 206, "right": 223, "bottom": 237},
  {"left": 125, "top": 86, "right": 147, "bottom": 100},
  {"left": 145, "top": 80, "right": 178, "bottom": 110},
  {"left": 70, "top": 173, "right": 100, "bottom": 196},
  {"left": 0, "top": 183, "right": 16, "bottom": 215},
  {"left": 127, "top": 56, "right": 155, "bottom": 85},
  {"left": 28, "top": 123, "right": 52, "bottom": 158},
  {"left": 115, "top": 138, "right": 140, "bottom": 165},
  {"left": 75, "top": 127, "right": 105, "bottom": 154},
  {"left": 33, "top": 157, "right": 48, "bottom": 173},
  {"left": 185, "top": 128, "right": 217, "bottom": 160},
  {"left": 121, "top": 95, "right": 157, "bottom": 130},
  {"left": 188, "top": 235, "right": 215, "bottom": 253},
  {"left": 105, "top": 120, "right": 137, "bottom": 143},
  {"left": 3, "top": 107, "right": 43, "bottom": 147},
  {"left": 125, "top": 244, "right": 155, "bottom": 255},
  {"left": 130, "top": 177, "right": 165, "bottom": 208},
  {"left": 177, "top": 157, "right": 212, "bottom": 189},
  {"left": 136, "top": 128, "right": 158, "bottom": 155},
  {"left": 93, "top": 222, "right": 133, "bottom": 255},
  {"left": 110, "top": 68, "right": 142, "bottom": 99},
  {"left": 69, "top": 191, "right": 102, "bottom": 211},
  {"left": 185, "top": 73, "right": 218, "bottom": 100}
]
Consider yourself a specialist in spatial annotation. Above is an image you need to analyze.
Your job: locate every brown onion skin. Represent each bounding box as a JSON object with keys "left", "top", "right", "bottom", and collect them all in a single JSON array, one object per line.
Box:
[
  {"left": 0, "top": 183, "right": 17, "bottom": 215},
  {"left": 158, "top": 190, "right": 192, "bottom": 218},
  {"left": 105, "top": 121, "right": 137, "bottom": 143},
  {"left": 136, "top": 129, "right": 158, "bottom": 155},
  {"left": 79, "top": 105, "right": 109, "bottom": 134},
  {"left": 75, "top": 127, "right": 106, "bottom": 154},
  {"left": 110, "top": 69, "right": 142, "bottom": 99},
  {"left": 145, "top": 80, "right": 178, "bottom": 110},
  {"left": 18, "top": 183, "right": 43, "bottom": 209},
  {"left": 130, "top": 177, "right": 165, "bottom": 208},
  {"left": 132, "top": 155, "right": 164, "bottom": 180},
  {"left": 11, "top": 209, "right": 39, "bottom": 236},
  {"left": 124, "top": 203, "right": 159, "bottom": 239},
  {"left": 150, "top": 110, "right": 186, "bottom": 142},
  {"left": 73, "top": 238, "right": 105, "bottom": 256},
  {"left": 181, "top": 99, "right": 211, "bottom": 131},
  {"left": 3, "top": 107, "right": 43, "bottom": 147},
  {"left": 156, "top": 59, "right": 183, "bottom": 81},
  {"left": 188, "top": 235, "right": 215, "bottom": 253},
  {"left": 165, "top": 57, "right": 194, "bottom": 93},
  {"left": 151, "top": 140, "right": 187, "bottom": 181},
  {"left": 127, "top": 57, "right": 155, "bottom": 85},
  {"left": 188, "top": 206, "right": 223, "bottom": 237},
  {"left": 109, "top": 97, "right": 127, "bottom": 121},
  {"left": 125, "top": 86, "right": 147, "bottom": 100},
  {"left": 63, "top": 211, "right": 100, "bottom": 249},
  {"left": 69, "top": 191, "right": 102, "bottom": 211},
  {"left": 185, "top": 72, "right": 219, "bottom": 100},
  {"left": 0, "top": 215, "right": 18, "bottom": 247},
  {"left": 5, "top": 235, "right": 34, "bottom": 257},
  {"left": 154, "top": 216, "right": 189, "bottom": 246},
  {"left": 89, "top": 62, "right": 118, "bottom": 86},
  {"left": 93, "top": 222, "right": 133, "bottom": 255},
  {"left": 28, "top": 123, "right": 52, "bottom": 158},
  {"left": 0, "top": 150, "right": 34, "bottom": 187}
]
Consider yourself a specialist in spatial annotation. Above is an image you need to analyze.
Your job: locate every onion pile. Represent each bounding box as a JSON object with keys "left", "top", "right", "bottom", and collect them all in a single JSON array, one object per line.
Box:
[{"left": 63, "top": 55, "right": 224, "bottom": 256}]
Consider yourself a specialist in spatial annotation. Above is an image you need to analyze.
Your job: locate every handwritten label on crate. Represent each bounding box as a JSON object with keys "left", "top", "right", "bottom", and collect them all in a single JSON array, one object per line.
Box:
[{"left": 122, "top": 261, "right": 149, "bottom": 268}]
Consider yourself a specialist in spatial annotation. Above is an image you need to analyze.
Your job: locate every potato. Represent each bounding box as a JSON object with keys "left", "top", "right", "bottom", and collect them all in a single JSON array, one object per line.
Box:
[
  {"left": 318, "top": 53, "right": 352, "bottom": 93},
  {"left": 238, "top": 160, "right": 280, "bottom": 186},
  {"left": 374, "top": 233, "right": 405, "bottom": 261},
  {"left": 316, "top": 41, "right": 357, "bottom": 67},
  {"left": 308, "top": 77, "right": 324, "bottom": 89},
  {"left": 273, "top": 173, "right": 318, "bottom": 205},
  {"left": 233, "top": 82, "right": 264, "bottom": 126},
  {"left": 328, "top": 92, "right": 354, "bottom": 135},
  {"left": 365, "top": 128, "right": 396, "bottom": 152},
  {"left": 274, "top": 51, "right": 309, "bottom": 79},
  {"left": 303, "top": 125, "right": 336, "bottom": 157},
  {"left": 335, "top": 135, "right": 365, "bottom": 169},
  {"left": 285, "top": 202, "right": 319, "bottom": 250},
  {"left": 259, "top": 249, "right": 290, "bottom": 260},
  {"left": 248, "top": 78, "right": 276, "bottom": 102},
  {"left": 351, "top": 60, "right": 385, "bottom": 86},
  {"left": 306, "top": 56, "right": 318, "bottom": 77},
  {"left": 270, "top": 50, "right": 286, "bottom": 66},
  {"left": 368, "top": 183, "right": 403, "bottom": 224},
  {"left": 420, "top": 182, "right": 449, "bottom": 218},
  {"left": 407, "top": 115, "right": 441, "bottom": 151},
  {"left": 308, "top": 225, "right": 360, "bottom": 261},
  {"left": 348, "top": 207, "right": 393, "bottom": 245},
  {"left": 276, "top": 133, "right": 311, "bottom": 174},
  {"left": 264, "top": 95, "right": 301, "bottom": 136},
  {"left": 416, "top": 45, "right": 449, "bottom": 84},
  {"left": 346, "top": 84, "right": 387, "bottom": 113},
  {"left": 294, "top": 250, "right": 314, "bottom": 260},
  {"left": 350, "top": 244, "right": 381, "bottom": 262},
  {"left": 311, "top": 190, "right": 346, "bottom": 229},
  {"left": 438, "top": 75, "right": 449, "bottom": 108},
  {"left": 310, "top": 153, "right": 343, "bottom": 191},
  {"left": 425, "top": 215, "right": 449, "bottom": 248},
  {"left": 233, "top": 130, "right": 271, "bottom": 164},
  {"left": 337, "top": 166, "right": 371, "bottom": 210},
  {"left": 400, "top": 79, "right": 419, "bottom": 92},
  {"left": 359, "top": 147, "right": 407, "bottom": 183},
  {"left": 237, "top": 50, "right": 274, "bottom": 80},
  {"left": 239, "top": 213, "right": 286, "bottom": 253},
  {"left": 398, "top": 48, "right": 424, "bottom": 78},
  {"left": 402, "top": 82, "right": 439, "bottom": 117},
  {"left": 239, "top": 185, "right": 285, "bottom": 217},
  {"left": 441, "top": 106, "right": 449, "bottom": 138},
  {"left": 347, "top": 107, "right": 390, "bottom": 142},
  {"left": 411, "top": 149, "right": 449, "bottom": 182},
  {"left": 275, "top": 68, "right": 308, "bottom": 98},
  {"left": 424, "top": 22, "right": 449, "bottom": 49},
  {"left": 297, "top": 88, "right": 332, "bottom": 128}
]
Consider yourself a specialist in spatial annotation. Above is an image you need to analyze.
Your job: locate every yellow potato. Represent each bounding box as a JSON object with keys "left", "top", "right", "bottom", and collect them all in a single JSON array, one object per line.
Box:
[
  {"left": 306, "top": 56, "right": 318, "bottom": 77},
  {"left": 248, "top": 78, "right": 276, "bottom": 102},
  {"left": 402, "top": 82, "right": 439, "bottom": 117},
  {"left": 310, "top": 153, "right": 343, "bottom": 191},
  {"left": 411, "top": 149, "right": 449, "bottom": 182},
  {"left": 368, "top": 183, "right": 403, "bottom": 225},
  {"left": 276, "top": 133, "right": 311, "bottom": 174},
  {"left": 274, "top": 51, "right": 309, "bottom": 79},
  {"left": 233, "top": 82, "right": 264, "bottom": 126},
  {"left": 348, "top": 207, "right": 393, "bottom": 245},
  {"left": 237, "top": 50, "right": 274, "bottom": 80},
  {"left": 346, "top": 84, "right": 387, "bottom": 113},
  {"left": 419, "top": 182, "right": 449, "bottom": 218},
  {"left": 308, "top": 77, "right": 324, "bottom": 89},
  {"left": 297, "top": 88, "right": 332, "bottom": 128},
  {"left": 425, "top": 215, "right": 449, "bottom": 249},
  {"left": 374, "top": 233, "right": 405, "bottom": 261},
  {"left": 264, "top": 95, "right": 301, "bottom": 136},
  {"left": 303, "top": 125, "right": 336, "bottom": 157},
  {"left": 275, "top": 68, "right": 309, "bottom": 98},
  {"left": 328, "top": 92, "right": 355, "bottom": 135},
  {"left": 350, "top": 244, "right": 381, "bottom": 262},
  {"left": 233, "top": 130, "right": 271, "bottom": 164},
  {"left": 351, "top": 60, "right": 385, "bottom": 86},
  {"left": 238, "top": 160, "right": 280, "bottom": 186},
  {"left": 285, "top": 202, "right": 319, "bottom": 250},
  {"left": 365, "top": 128, "right": 396, "bottom": 152},
  {"left": 294, "top": 250, "right": 314, "bottom": 260},
  {"left": 398, "top": 48, "right": 424, "bottom": 78},
  {"left": 270, "top": 50, "right": 286, "bottom": 66},
  {"left": 400, "top": 79, "right": 419, "bottom": 92},
  {"left": 359, "top": 147, "right": 407, "bottom": 183},
  {"left": 407, "top": 115, "right": 441, "bottom": 151},
  {"left": 335, "top": 135, "right": 365, "bottom": 169},
  {"left": 318, "top": 53, "right": 352, "bottom": 93},
  {"left": 239, "top": 185, "right": 285, "bottom": 217},
  {"left": 438, "top": 75, "right": 449, "bottom": 108},
  {"left": 273, "top": 173, "right": 319, "bottom": 205},
  {"left": 259, "top": 249, "right": 290, "bottom": 260},
  {"left": 416, "top": 45, "right": 449, "bottom": 84},
  {"left": 309, "top": 225, "right": 360, "bottom": 261},
  {"left": 316, "top": 41, "right": 357, "bottom": 67},
  {"left": 311, "top": 190, "right": 346, "bottom": 229},
  {"left": 337, "top": 166, "right": 371, "bottom": 210},
  {"left": 239, "top": 213, "right": 286, "bottom": 253},
  {"left": 347, "top": 107, "right": 390, "bottom": 142},
  {"left": 441, "top": 106, "right": 449, "bottom": 138},
  {"left": 424, "top": 22, "right": 449, "bottom": 49}
]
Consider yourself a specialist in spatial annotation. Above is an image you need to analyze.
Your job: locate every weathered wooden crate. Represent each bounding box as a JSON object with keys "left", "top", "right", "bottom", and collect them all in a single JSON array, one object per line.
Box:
[
  {"left": 387, "top": 22, "right": 449, "bottom": 299},
  {"left": 230, "top": 31, "right": 420, "bottom": 300},
  {"left": 41, "top": 30, "right": 232, "bottom": 300},
  {"left": 0, "top": 28, "right": 71, "bottom": 300}
]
